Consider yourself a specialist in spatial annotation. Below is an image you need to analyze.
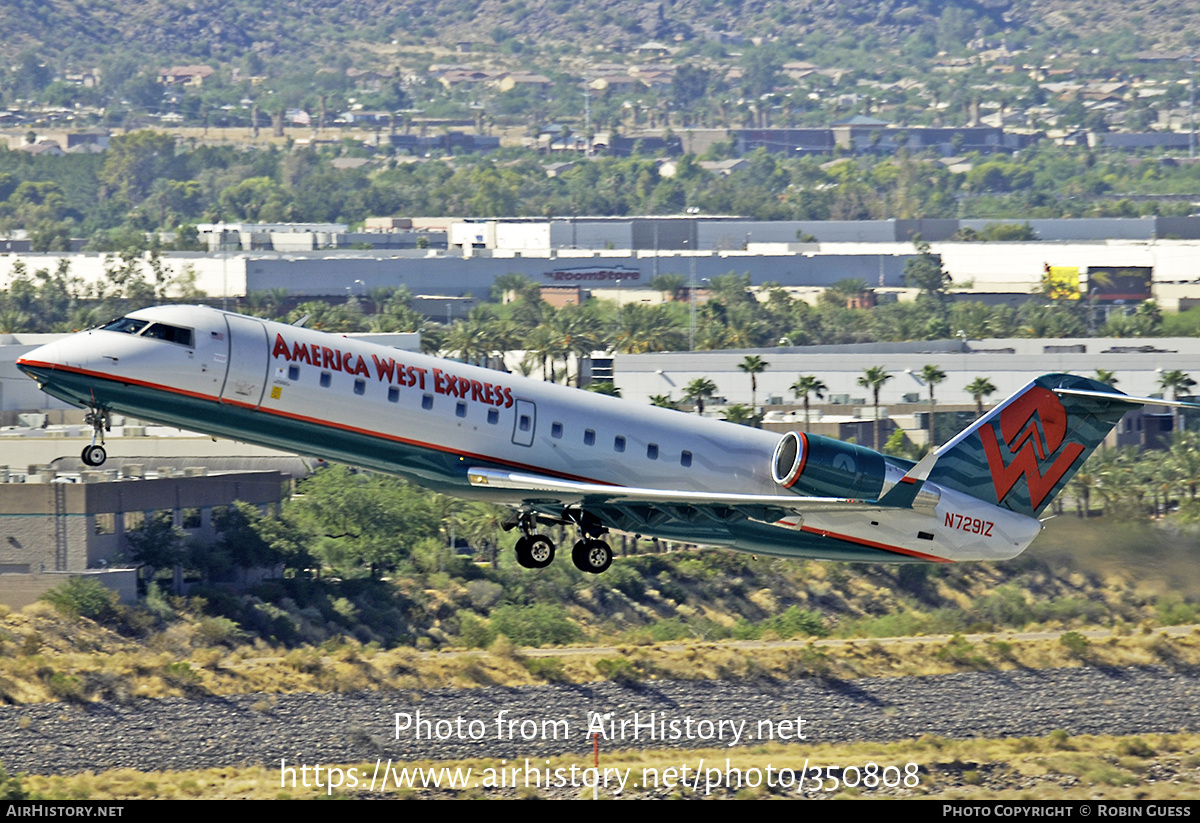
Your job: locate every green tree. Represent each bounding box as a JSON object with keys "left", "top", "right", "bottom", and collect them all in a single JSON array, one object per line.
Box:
[
  {"left": 1158, "top": 370, "right": 1197, "bottom": 434},
  {"left": 723, "top": 404, "right": 758, "bottom": 426},
  {"left": 212, "top": 501, "right": 301, "bottom": 570},
  {"left": 125, "top": 511, "right": 186, "bottom": 576},
  {"left": 738, "top": 354, "right": 769, "bottom": 412},
  {"left": 965, "top": 376, "right": 997, "bottom": 420},
  {"left": 289, "top": 465, "right": 440, "bottom": 577},
  {"left": 919, "top": 364, "right": 947, "bottom": 448},
  {"left": 587, "top": 381, "right": 621, "bottom": 396},
  {"left": 790, "top": 374, "right": 827, "bottom": 428},
  {"left": 98, "top": 131, "right": 182, "bottom": 203},
  {"left": 857, "top": 366, "right": 893, "bottom": 449},
  {"left": 904, "top": 240, "right": 951, "bottom": 299},
  {"left": 683, "top": 377, "right": 719, "bottom": 415}
]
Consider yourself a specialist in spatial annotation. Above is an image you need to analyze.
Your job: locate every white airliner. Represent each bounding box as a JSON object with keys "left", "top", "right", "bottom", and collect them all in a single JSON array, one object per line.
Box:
[{"left": 15, "top": 304, "right": 1184, "bottom": 574}]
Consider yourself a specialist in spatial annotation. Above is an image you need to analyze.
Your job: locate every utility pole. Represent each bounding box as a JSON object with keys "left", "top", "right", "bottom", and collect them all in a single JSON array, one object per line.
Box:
[
  {"left": 1191, "top": 55, "right": 1196, "bottom": 159},
  {"left": 688, "top": 256, "right": 697, "bottom": 351}
]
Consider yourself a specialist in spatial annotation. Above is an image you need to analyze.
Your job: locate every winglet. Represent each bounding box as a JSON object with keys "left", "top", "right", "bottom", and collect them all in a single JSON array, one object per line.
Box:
[{"left": 876, "top": 449, "right": 939, "bottom": 508}]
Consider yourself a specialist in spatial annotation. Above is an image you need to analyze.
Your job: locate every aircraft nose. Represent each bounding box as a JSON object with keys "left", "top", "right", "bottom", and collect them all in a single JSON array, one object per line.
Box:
[{"left": 16, "top": 335, "right": 91, "bottom": 377}]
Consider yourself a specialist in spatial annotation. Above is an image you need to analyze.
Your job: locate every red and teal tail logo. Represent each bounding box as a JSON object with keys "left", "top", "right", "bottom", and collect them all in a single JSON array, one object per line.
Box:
[{"left": 927, "top": 374, "right": 1129, "bottom": 517}]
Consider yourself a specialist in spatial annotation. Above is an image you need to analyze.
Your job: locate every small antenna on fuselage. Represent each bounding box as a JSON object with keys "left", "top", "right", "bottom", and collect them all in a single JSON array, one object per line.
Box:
[{"left": 292, "top": 314, "right": 310, "bottom": 328}]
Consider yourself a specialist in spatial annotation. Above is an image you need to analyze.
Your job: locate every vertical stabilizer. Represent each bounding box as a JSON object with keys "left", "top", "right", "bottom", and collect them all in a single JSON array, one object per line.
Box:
[{"left": 926, "top": 374, "right": 1131, "bottom": 517}]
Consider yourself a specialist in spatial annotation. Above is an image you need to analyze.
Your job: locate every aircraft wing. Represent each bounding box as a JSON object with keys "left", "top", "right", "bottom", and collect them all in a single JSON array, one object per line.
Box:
[{"left": 466, "top": 467, "right": 879, "bottom": 513}]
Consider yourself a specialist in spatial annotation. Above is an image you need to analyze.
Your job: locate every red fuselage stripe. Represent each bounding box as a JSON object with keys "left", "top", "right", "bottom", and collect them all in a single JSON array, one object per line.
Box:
[{"left": 798, "top": 525, "right": 951, "bottom": 563}]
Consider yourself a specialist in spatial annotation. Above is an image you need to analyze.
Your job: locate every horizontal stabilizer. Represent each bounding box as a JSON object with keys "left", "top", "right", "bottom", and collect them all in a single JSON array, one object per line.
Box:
[
  {"left": 876, "top": 450, "right": 939, "bottom": 509},
  {"left": 1053, "top": 387, "right": 1200, "bottom": 409}
]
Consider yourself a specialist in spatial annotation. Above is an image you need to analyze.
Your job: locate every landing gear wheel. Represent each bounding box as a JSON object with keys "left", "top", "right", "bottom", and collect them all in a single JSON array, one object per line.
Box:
[
  {"left": 515, "top": 535, "right": 555, "bottom": 569},
  {"left": 81, "top": 444, "right": 107, "bottom": 467},
  {"left": 572, "top": 539, "right": 613, "bottom": 574}
]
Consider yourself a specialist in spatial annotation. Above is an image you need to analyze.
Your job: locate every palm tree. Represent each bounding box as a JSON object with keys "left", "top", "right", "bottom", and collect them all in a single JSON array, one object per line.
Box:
[
  {"left": 1158, "top": 369, "right": 1196, "bottom": 434},
  {"left": 919, "top": 364, "right": 947, "bottom": 448},
  {"left": 965, "top": 377, "right": 997, "bottom": 420},
  {"left": 738, "top": 354, "right": 769, "bottom": 413},
  {"left": 1094, "top": 369, "right": 1118, "bottom": 387},
  {"left": 857, "top": 366, "right": 893, "bottom": 450},
  {"left": 683, "top": 377, "right": 718, "bottom": 416},
  {"left": 723, "top": 404, "right": 758, "bottom": 426},
  {"left": 614, "top": 303, "right": 685, "bottom": 353},
  {"left": 649, "top": 393, "right": 679, "bottom": 410},
  {"left": 790, "top": 374, "right": 827, "bottom": 428}
]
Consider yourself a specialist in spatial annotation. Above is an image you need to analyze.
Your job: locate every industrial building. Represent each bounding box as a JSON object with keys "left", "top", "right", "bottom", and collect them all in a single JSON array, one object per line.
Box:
[
  {"left": 3, "top": 216, "right": 1200, "bottom": 310},
  {"left": 612, "top": 336, "right": 1197, "bottom": 448},
  {"left": 0, "top": 469, "right": 286, "bottom": 609}
]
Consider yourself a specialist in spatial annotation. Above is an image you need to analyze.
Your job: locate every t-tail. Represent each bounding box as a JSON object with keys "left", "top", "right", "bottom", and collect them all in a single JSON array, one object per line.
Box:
[{"left": 925, "top": 374, "right": 1162, "bottom": 518}]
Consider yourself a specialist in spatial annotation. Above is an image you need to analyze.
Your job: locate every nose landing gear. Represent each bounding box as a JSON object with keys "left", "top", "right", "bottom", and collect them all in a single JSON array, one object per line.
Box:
[{"left": 81, "top": 407, "right": 110, "bottom": 467}]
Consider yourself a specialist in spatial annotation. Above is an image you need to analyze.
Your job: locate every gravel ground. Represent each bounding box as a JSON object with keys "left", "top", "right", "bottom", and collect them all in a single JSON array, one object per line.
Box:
[{"left": 0, "top": 666, "right": 1197, "bottom": 776}]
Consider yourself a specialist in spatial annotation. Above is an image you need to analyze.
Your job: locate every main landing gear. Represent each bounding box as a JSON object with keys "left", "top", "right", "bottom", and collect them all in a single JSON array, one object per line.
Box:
[
  {"left": 81, "top": 407, "right": 110, "bottom": 467},
  {"left": 510, "top": 510, "right": 614, "bottom": 574},
  {"left": 571, "top": 539, "right": 613, "bottom": 574}
]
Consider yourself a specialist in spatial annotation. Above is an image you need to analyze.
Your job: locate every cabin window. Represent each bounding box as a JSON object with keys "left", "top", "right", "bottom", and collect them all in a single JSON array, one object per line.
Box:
[
  {"left": 422, "top": 394, "right": 434, "bottom": 410},
  {"left": 456, "top": 401, "right": 467, "bottom": 418},
  {"left": 584, "top": 429, "right": 596, "bottom": 446},
  {"left": 681, "top": 450, "right": 693, "bottom": 467},
  {"left": 519, "top": 414, "right": 531, "bottom": 432},
  {"left": 320, "top": 372, "right": 331, "bottom": 388},
  {"left": 614, "top": 436, "right": 626, "bottom": 453},
  {"left": 388, "top": 386, "right": 400, "bottom": 403},
  {"left": 354, "top": 379, "right": 366, "bottom": 395},
  {"left": 647, "top": 443, "right": 659, "bottom": 460},
  {"left": 551, "top": 422, "right": 563, "bottom": 439},
  {"left": 487, "top": 408, "right": 499, "bottom": 425},
  {"left": 288, "top": 365, "right": 300, "bottom": 381}
]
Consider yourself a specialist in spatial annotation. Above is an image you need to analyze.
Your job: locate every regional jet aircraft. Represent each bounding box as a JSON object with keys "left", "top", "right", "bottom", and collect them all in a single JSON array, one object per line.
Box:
[{"left": 15, "top": 305, "right": 1185, "bottom": 573}]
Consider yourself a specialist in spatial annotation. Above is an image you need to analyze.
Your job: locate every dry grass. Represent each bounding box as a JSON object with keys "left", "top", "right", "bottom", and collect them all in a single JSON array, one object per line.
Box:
[
  {"left": 0, "top": 615, "right": 1197, "bottom": 704},
  {"left": 15, "top": 731, "right": 1200, "bottom": 799}
]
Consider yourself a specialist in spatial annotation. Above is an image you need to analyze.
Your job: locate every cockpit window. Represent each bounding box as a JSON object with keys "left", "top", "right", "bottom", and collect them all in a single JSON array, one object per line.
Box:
[
  {"left": 142, "top": 323, "right": 194, "bottom": 347},
  {"left": 100, "top": 317, "right": 193, "bottom": 347},
  {"left": 101, "top": 317, "right": 149, "bottom": 335}
]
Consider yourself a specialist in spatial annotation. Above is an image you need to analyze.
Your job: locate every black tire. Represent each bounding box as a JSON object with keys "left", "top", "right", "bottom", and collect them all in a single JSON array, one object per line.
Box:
[
  {"left": 572, "top": 539, "right": 613, "bottom": 574},
  {"left": 515, "top": 535, "right": 534, "bottom": 568},
  {"left": 516, "top": 535, "right": 555, "bottom": 569},
  {"left": 81, "top": 445, "right": 106, "bottom": 467}
]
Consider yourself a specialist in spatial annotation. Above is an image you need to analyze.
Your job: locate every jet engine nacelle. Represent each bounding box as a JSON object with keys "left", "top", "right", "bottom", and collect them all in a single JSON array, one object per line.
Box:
[{"left": 771, "top": 431, "right": 885, "bottom": 500}]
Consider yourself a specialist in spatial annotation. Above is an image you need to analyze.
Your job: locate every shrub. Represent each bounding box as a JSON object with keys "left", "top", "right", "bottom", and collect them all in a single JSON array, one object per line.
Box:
[
  {"left": 457, "top": 611, "right": 496, "bottom": 649},
  {"left": 595, "top": 657, "right": 642, "bottom": 683},
  {"left": 523, "top": 657, "right": 567, "bottom": 682},
  {"left": 0, "top": 763, "right": 27, "bottom": 800},
  {"left": 1059, "top": 631, "right": 1090, "bottom": 658},
  {"left": 489, "top": 603, "right": 582, "bottom": 647},
  {"left": 40, "top": 577, "right": 119, "bottom": 623}
]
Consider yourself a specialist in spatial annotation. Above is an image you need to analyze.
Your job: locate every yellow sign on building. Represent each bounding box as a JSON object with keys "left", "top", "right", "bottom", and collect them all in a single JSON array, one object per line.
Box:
[{"left": 1043, "top": 266, "right": 1081, "bottom": 300}]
